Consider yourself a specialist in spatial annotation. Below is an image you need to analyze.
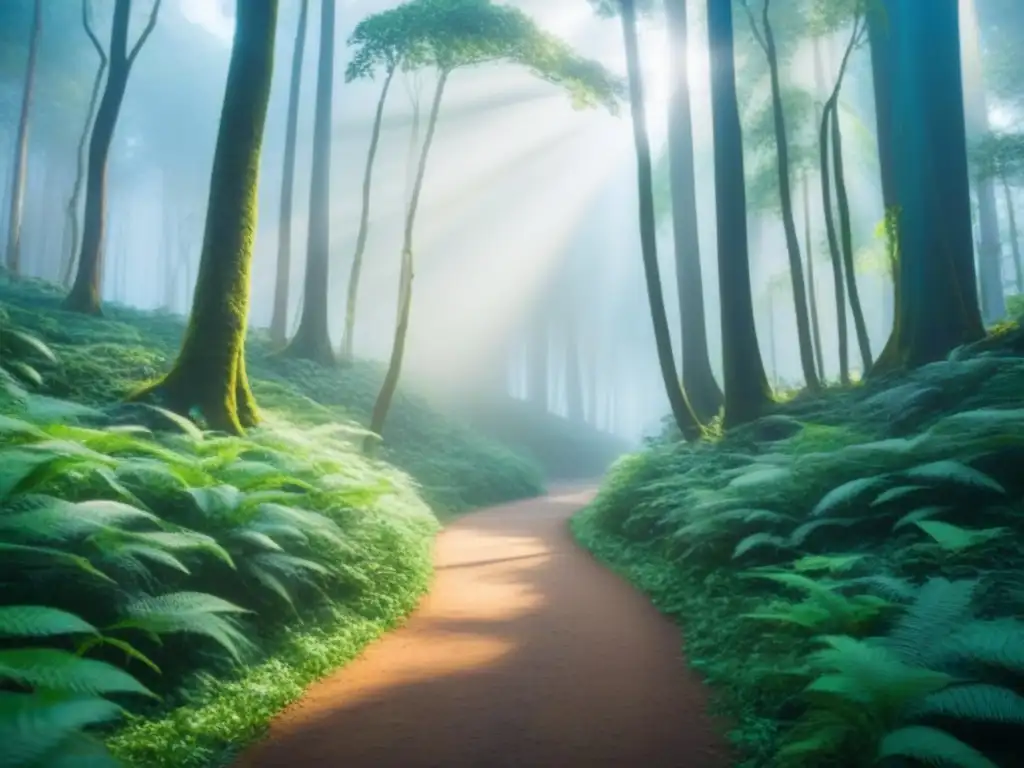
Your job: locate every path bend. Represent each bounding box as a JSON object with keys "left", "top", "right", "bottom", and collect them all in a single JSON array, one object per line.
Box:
[{"left": 236, "top": 489, "right": 730, "bottom": 767}]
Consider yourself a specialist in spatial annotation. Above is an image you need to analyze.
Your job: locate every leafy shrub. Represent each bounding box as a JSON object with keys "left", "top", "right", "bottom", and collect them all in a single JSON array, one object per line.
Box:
[
  {"left": 0, "top": 325, "right": 438, "bottom": 766},
  {"left": 577, "top": 346, "right": 1024, "bottom": 767}
]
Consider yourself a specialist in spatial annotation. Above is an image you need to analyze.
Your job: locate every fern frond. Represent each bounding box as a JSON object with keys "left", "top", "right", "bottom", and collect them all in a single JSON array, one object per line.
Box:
[{"left": 876, "top": 725, "right": 998, "bottom": 768}]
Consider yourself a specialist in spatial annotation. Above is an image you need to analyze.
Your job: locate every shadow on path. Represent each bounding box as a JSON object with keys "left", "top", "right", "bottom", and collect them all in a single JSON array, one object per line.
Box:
[{"left": 235, "top": 490, "right": 731, "bottom": 768}]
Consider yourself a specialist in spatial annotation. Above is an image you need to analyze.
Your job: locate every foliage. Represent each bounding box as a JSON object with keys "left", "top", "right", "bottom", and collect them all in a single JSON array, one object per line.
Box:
[
  {"left": 575, "top": 332, "right": 1024, "bottom": 766},
  {"left": 0, "top": 276, "right": 550, "bottom": 765},
  {"left": 0, "top": 279, "right": 544, "bottom": 515},
  {"left": 351, "top": 0, "right": 624, "bottom": 112}
]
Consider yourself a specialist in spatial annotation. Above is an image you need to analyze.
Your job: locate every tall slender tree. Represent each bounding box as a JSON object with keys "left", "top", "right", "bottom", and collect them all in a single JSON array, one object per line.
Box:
[
  {"left": 4, "top": 0, "right": 41, "bottom": 277},
  {"left": 269, "top": 0, "right": 309, "bottom": 346},
  {"left": 664, "top": 0, "right": 722, "bottom": 422},
  {"left": 62, "top": 0, "right": 108, "bottom": 289},
  {"left": 617, "top": 0, "right": 701, "bottom": 440},
  {"left": 707, "top": 0, "right": 771, "bottom": 427},
  {"left": 281, "top": 0, "right": 336, "bottom": 363},
  {"left": 739, "top": 0, "right": 818, "bottom": 389},
  {"left": 339, "top": 7, "right": 416, "bottom": 361},
  {"left": 130, "top": 0, "right": 279, "bottom": 434},
  {"left": 366, "top": 0, "right": 622, "bottom": 445},
  {"left": 64, "top": 0, "right": 162, "bottom": 314}
]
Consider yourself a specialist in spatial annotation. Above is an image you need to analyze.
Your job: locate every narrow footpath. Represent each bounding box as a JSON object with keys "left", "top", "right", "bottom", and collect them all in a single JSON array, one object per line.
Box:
[{"left": 236, "top": 489, "right": 730, "bottom": 767}]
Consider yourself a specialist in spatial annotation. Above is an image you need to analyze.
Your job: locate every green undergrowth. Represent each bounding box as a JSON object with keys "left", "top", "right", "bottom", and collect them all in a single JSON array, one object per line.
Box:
[
  {"left": 0, "top": 278, "right": 544, "bottom": 516},
  {"left": 0, "top": 276, "right": 547, "bottom": 767},
  {"left": 574, "top": 330, "right": 1024, "bottom": 768}
]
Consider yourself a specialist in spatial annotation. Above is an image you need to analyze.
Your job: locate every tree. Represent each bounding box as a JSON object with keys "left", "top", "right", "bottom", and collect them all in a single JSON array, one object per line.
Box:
[
  {"left": 281, "top": 0, "right": 336, "bottom": 364},
  {"left": 961, "top": 0, "right": 1005, "bottom": 322},
  {"left": 365, "top": 0, "right": 623, "bottom": 447},
  {"left": 130, "top": 0, "right": 279, "bottom": 434},
  {"left": 818, "top": 11, "right": 872, "bottom": 377},
  {"left": 872, "top": 0, "right": 984, "bottom": 369},
  {"left": 707, "top": 0, "right": 771, "bottom": 427},
  {"left": 739, "top": 0, "right": 819, "bottom": 390},
  {"left": 61, "top": 0, "right": 108, "bottom": 289},
  {"left": 4, "top": 0, "right": 41, "bottom": 277},
  {"left": 617, "top": 0, "right": 702, "bottom": 440},
  {"left": 800, "top": 169, "right": 825, "bottom": 379},
  {"left": 269, "top": 0, "right": 309, "bottom": 346},
  {"left": 664, "top": 0, "right": 722, "bottom": 422},
  {"left": 63, "top": 0, "right": 161, "bottom": 314},
  {"left": 339, "top": 5, "right": 416, "bottom": 362}
]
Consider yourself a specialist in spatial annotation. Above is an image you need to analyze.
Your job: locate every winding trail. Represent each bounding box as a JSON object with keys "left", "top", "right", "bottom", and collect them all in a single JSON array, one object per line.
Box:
[{"left": 236, "top": 488, "right": 730, "bottom": 767}]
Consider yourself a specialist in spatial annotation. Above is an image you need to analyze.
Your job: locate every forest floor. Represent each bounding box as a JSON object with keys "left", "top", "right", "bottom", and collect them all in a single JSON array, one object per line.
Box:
[
  {"left": 574, "top": 321, "right": 1024, "bottom": 767},
  {"left": 235, "top": 488, "right": 729, "bottom": 768},
  {"left": 0, "top": 277, "right": 570, "bottom": 767}
]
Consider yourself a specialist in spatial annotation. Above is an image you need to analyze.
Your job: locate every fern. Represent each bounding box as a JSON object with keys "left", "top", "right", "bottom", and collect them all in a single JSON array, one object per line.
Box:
[
  {"left": 913, "top": 521, "right": 1007, "bottom": 552},
  {"left": 0, "top": 649, "right": 154, "bottom": 698},
  {"left": 877, "top": 725, "right": 998, "bottom": 768},
  {"left": 0, "top": 607, "right": 97, "bottom": 639},
  {"left": 0, "top": 692, "right": 123, "bottom": 767}
]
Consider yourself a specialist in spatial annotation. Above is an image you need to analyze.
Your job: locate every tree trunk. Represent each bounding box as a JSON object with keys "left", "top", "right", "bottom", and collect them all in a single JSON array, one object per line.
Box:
[
  {"left": 1002, "top": 177, "right": 1023, "bottom": 294},
  {"left": 960, "top": 0, "right": 1004, "bottom": 322},
  {"left": 564, "top": 314, "right": 584, "bottom": 422},
  {"left": 620, "top": 0, "right": 702, "bottom": 441},
  {"left": 281, "top": 0, "right": 335, "bottom": 363},
  {"left": 270, "top": 0, "right": 308, "bottom": 346},
  {"left": 745, "top": 0, "right": 819, "bottom": 389},
  {"left": 64, "top": 0, "right": 160, "bottom": 315},
  {"left": 767, "top": 289, "right": 777, "bottom": 387},
  {"left": 830, "top": 103, "right": 872, "bottom": 374},
  {"left": 63, "top": 24, "right": 107, "bottom": 289},
  {"left": 802, "top": 171, "right": 825, "bottom": 380},
  {"left": 341, "top": 64, "right": 397, "bottom": 361},
  {"left": 366, "top": 70, "right": 449, "bottom": 447},
  {"left": 527, "top": 294, "right": 549, "bottom": 411},
  {"left": 876, "top": 0, "right": 984, "bottom": 367},
  {"left": 128, "top": 0, "right": 278, "bottom": 435},
  {"left": 664, "top": 0, "right": 722, "bottom": 422},
  {"left": 4, "top": 0, "right": 41, "bottom": 277},
  {"left": 706, "top": 0, "right": 771, "bottom": 428},
  {"left": 819, "top": 99, "right": 848, "bottom": 383}
]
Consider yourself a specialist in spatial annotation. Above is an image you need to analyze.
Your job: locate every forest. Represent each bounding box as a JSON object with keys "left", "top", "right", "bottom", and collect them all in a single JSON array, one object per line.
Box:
[{"left": 1, "top": 0, "right": 1024, "bottom": 766}]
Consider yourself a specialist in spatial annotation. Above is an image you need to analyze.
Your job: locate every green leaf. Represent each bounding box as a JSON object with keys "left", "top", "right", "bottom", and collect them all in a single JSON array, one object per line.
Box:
[
  {"left": 0, "top": 692, "right": 122, "bottom": 768},
  {"left": 0, "top": 607, "right": 97, "bottom": 639},
  {"left": 877, "top": 725, "right": 999, "bottom": 768},
  {"left": 0, "top": 649, "right": 154, "bottom": 698}
]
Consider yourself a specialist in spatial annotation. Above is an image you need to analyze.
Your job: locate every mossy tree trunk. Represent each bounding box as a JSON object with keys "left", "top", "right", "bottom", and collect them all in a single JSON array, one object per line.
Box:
[
  {"left": 366, "top": 69, "right": 450, "bottom": 446},
  {"left": 664, "top": 0, "right": 722, "bottom": 422},
  {"left": 742, "top": 0, "right": 819, "bottom": 390},
  {"left": 874, "top": 0, "right": 984, "bottom": 368},
  {"left": 706, "top": 0, "right": 771, "bottom": 428},
  {"left": 64, "top": 0, "right": 160, "bottom": 315},
  {"left": 621, "top": 0, "right": 702, "bottom": 441},
  {"left": 128, "top": 0, "right": 278, "bottom": 435},
  {"left": 282, "top": 0, "right": 336, "bottom": 364},
  {"left": 341, "top": 63, "right": 397, "bottom": 362},
  {"left": 4, "top": 0, "right": 41, "bottom": 277},
  {"left": 270, "top": 0, "right": 309, "bottom": 346}
]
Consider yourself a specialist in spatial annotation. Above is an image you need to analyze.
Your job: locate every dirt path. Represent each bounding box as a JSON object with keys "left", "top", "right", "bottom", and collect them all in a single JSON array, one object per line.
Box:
[{"left": 235, "top": 489, "right": 730, "bottom": 768}]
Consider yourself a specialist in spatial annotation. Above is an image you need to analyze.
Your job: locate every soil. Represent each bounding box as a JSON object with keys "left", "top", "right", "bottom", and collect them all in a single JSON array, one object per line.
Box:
[{"left": 235, "top": 489, "right": 730, "bottom": 767}]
